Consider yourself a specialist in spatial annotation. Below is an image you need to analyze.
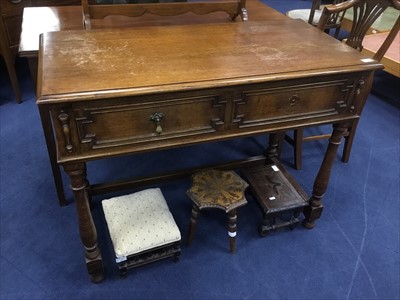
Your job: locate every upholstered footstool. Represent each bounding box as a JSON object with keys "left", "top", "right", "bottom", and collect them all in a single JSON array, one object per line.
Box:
[
  {"left": 186, "top": 170, "right": 248, "bottom": 253},
  {"left": 102, "top": 188, "right": 181, "bottom": 277}
]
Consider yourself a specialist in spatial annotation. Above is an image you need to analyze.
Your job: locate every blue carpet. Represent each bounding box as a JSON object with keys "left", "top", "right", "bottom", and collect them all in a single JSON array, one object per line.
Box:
[
  {"left": 262, "top": 0, "right": 335, "bottom": 14},
  {"left": 262, "top": 0, "right": 315, "bottom": 14},
  {"left": 1, "top": 2, "right": 399, "bottom": 299}
]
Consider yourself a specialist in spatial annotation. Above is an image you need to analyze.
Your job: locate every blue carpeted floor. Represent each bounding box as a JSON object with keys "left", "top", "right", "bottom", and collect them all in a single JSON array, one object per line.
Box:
[{"left": 1, "top": 1, "right": 399, "bottom": 299}]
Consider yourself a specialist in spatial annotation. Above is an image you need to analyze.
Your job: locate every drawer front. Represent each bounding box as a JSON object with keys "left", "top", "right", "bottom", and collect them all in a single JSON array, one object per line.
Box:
[
  {"left": 72, "top": 95, "right": 227, "bottom": 151},
  {"left": 233, "top": 79, "right": 357, "bottom": 129},
  {"left": 50, "top": 75, "right": 366, "bottom": 162}
]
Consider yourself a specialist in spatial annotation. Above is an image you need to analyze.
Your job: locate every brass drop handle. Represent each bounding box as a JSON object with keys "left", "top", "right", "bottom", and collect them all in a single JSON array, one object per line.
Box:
[{"left": 149, "top": 112, "right": 164, "bottom": 135}]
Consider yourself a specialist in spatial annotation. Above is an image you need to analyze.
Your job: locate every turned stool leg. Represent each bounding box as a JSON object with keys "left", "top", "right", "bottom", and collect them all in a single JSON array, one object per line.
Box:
[
  {"left": 187, "top": 203, "right": 200, "bottom": 246},
  {"left": 228, "top": 209, "right": 237, "bottom": 254}
]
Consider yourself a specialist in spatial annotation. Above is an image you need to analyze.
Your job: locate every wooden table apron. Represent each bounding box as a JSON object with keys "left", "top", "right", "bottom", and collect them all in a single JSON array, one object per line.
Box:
[{"left": 37, "top": 19, "right": 381, "bottom": 282}]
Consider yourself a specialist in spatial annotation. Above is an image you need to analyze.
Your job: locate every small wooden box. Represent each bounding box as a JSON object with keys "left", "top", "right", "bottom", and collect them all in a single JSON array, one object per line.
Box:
[{"left": 241, "top": 159, "right": 309, "bottom": 236}]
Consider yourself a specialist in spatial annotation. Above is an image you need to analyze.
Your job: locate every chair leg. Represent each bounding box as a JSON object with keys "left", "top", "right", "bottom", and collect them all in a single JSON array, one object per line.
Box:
[
  {"left": 227, "top": 209, "right": 237, "bottom": 254},
  {"left": 333, "top": 25, "right": 342, "bottom": 39},
  {"left": 342, "top": 120, "right": 359, "bottom": 163},
  {"left": 187, "top": 203, "right": 200, "bottom": 246},
  {"left": 293, "top": 129, "right": 303, "bottom": 170},
  {"left": 3, "top": 55, "right": 22, "bottom": 103}
]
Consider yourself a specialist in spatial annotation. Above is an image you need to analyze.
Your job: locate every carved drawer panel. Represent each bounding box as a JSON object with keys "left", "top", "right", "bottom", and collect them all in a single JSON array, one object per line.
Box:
[
  {"left": 51, "top": 76, "right": 365, "bottom": 161},
  {"left": 72, "top": 95, "right": 227, "bottom": 151},
  {"left": 233, "top": 79, "right": 357, "bottom": 128}
]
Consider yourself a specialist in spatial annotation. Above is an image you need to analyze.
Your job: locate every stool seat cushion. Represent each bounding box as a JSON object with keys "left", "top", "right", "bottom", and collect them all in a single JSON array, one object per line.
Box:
[{"left": 102, "top": 188, "right": 181, "bottom": 260}]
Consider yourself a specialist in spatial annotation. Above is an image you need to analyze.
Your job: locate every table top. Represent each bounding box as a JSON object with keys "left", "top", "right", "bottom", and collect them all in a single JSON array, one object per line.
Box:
[
  {"left": 362, "top": 31, "right": 399, "bottom": 77},
  {"left": 19, "top": 0, "right": 283, "bottom": 56},
  {"left": 19, "top": 6, "right": 83, "bottom": 57},
  {"left": 37, "top": 18, "right": 381, "bottom": 104}
]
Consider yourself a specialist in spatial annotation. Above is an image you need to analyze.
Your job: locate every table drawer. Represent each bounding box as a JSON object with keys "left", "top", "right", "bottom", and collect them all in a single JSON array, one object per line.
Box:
[
  {"left": 51, "top": 76, "right": 365, "bottom": 161},
  {"left": 71, "top": 94, "right": 227, "bottom": 151},
  {"left": 234, "top": 79, "right": 357, "bottom": 128}
]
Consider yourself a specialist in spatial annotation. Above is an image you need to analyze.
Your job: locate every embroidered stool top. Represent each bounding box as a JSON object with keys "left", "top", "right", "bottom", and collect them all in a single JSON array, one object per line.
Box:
[
  {"left": 102, "top": 188, "right": 181, "bottom": 261},
  {"left": 186, "top": 170, "right": 248, "bottom": 212}
]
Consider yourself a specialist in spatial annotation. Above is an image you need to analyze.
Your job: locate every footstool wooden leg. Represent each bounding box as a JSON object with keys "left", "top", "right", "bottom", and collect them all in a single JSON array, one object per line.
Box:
[
  {"left": 228, "top": 209, "right": 237, "bottom": 254},
  {"left": 259, "top": 212, "right": 271, "bottom": 237},
  {"left": 188, "top": 203, "right": 200, "bottom": 246},
  {"left": 118, "top": 261, "right": 128, "bottom": 279}
]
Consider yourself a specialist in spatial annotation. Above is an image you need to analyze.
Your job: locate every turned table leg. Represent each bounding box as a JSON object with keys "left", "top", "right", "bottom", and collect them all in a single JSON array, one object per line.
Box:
[
  {"left": 303, "top": 122, "right": 349, "bottom": 229},
  {"left": 63, "top": 163, "right": 104, "bottom": 283}
]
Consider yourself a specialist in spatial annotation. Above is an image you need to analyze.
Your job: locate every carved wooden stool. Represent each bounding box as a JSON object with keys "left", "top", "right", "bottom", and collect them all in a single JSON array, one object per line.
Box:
[
  {"left": 102, "top": 188, "right": 181, "bottom": 278},
  {"left": 241, "top": 163, "right": 309, "bottom": 236},
  {"left": 186, "top": 170, "right": 248, "bottom": 254}
]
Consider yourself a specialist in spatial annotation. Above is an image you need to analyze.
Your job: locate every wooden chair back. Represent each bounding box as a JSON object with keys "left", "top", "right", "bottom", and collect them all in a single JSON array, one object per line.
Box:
[
  {"left": 82, "top": 0, "right": 248, "bottom": 29},
  {"left": 317, "top": 0, "right": 400, "bottom": 59},
  {"left": 286, "top": 0, "right": 346, "bottom": 38},
  {"left": 285, "top": 0, "right": 399, "bottom": 170},
  {"left": 308, "top": 0, "right": 347, "bottom": 30}
]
